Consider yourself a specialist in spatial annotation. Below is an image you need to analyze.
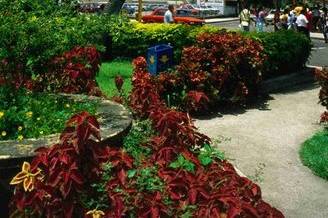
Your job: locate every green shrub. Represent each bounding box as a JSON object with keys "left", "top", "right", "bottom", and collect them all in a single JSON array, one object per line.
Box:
[
  {"left": 245, "top": 30, "right": 312, "bottom": 78},
  {"left": 110, "top": 22, "right": 223, "bottom": 60}
]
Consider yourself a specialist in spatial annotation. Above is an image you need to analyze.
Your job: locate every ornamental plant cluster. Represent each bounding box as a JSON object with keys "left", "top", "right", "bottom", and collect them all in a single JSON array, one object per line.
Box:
[
  {"left": 34, "top": 46, "right": 102, "bottom": 95},
  {"left": 153, "top": 33, "right": 266, "bottom": 112},
  {"left": 10, "top": 57, "right": 284, "bottom": 217},
  {"left": 1, "top": 46, "right": 102, "bottom": 95},
  {"left": 314, "top": 68, "right": 328, "bottom": 123}
]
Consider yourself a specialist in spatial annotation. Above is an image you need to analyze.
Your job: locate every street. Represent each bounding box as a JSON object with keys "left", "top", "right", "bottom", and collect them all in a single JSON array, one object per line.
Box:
[{"left": 210, "top": 20, "right": 328, "bottom": 67}]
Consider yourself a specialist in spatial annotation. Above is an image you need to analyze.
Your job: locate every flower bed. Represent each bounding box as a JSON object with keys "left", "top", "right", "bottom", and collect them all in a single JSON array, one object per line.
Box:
[
  {"left": 0, "top": 86, "right": 98, "bottom": 141},
  {"left": 147, "top": 32, "right": 266, "bottom": 112},
  {"left": 8, "top": 57, "right": 284, "bottom": 217}
]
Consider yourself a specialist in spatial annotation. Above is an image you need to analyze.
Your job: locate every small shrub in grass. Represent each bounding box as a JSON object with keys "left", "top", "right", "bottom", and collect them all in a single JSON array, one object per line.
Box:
[
  {"left": 9, "top": 57, "right": 284, "bottom": 217},
  {"left": 300, "top": 131, "right": 328, "bottom": 180},
  {"left": 96, "top": 59, "right": 133, "bottom": 98}
]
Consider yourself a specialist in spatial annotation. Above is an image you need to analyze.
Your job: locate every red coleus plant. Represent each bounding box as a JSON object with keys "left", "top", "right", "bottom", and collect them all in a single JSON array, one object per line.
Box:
[
  {"left": 315, "top": 68, "right": 328, "bottom": 122},
  {"left": 149, "top": 32, "right": 266, "bottom": 112},
  {"left": 177, "top": 33, "right": 265, "bottom": 104},
  {"left": 33, "top": 46, "right": 102, "bottom": 95},
  {"left": 9, "top": 112, "right": 111, "bottom": 217},
  {"left": 184, "top": 90, "right": 210, "bottom": 113}
]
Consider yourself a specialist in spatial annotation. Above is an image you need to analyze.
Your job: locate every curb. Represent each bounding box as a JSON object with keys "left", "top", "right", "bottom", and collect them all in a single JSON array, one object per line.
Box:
[
  {"left": 310, "top": 33, "right": 325, "bottom": 41},
  {"left": 205, "top": 17, "right": 239, "bottom": 24},
  {"left": 260, "top": 67, "right": 317, "bottom": 94}
]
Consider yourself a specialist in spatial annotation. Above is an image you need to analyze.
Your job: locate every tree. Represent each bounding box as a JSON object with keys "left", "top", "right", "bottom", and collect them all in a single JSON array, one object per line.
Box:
[{"left": 107, "top": 0, "right": 125, "bottom": 14}]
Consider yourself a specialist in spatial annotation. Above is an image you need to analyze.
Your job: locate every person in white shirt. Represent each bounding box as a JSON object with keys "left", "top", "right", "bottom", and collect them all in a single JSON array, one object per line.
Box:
[
  {"left": 296, "top": 9, "right": 309, "bottom": 38},
  {"left": 239, "top": 6, "right": 251, "bottom": 32},
  {"left": 164, "top": 5, "right": 174, "bottom": 24}
]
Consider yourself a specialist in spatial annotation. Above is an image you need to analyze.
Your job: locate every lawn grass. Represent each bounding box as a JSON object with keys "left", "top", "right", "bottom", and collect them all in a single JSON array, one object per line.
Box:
[
  {"left": 96, "top": 59, "right": 133, "bottom": 97},
  {"left": 300, "top": 130, "right": 328, "bottom": 180}
]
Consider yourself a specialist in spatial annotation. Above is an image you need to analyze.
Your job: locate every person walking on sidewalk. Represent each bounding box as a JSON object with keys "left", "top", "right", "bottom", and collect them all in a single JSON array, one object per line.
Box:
[
  {"left": 256, "top": 7, "right": 266, "bottom": 32},
  {"left": 239, "top": 5, "right": 251, "bottom": 32},
  {"left": 296, "top": 8, "right": 309, "bottom": 38},
  {"left": 312, "top": 5, "right": 321, "bottom": 31},
  {"left": 164, "top": 5, "right": 175, "bottom": 24},
  {"left": 321, "top": 8, "right": 328, "bottom": 43}
]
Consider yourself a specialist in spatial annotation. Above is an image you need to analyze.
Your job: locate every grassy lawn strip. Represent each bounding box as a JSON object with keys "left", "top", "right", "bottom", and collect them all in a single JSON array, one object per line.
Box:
[
  {"left": 300, "top": 130, "right": 328, "bottom": 180},
  {"left": 97, "top": 59, "right": 133, "bottom": 97}
]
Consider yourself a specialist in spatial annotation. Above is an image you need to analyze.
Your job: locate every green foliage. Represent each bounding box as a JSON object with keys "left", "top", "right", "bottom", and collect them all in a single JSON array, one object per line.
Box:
[
  {"left": 245, "top": 30, "right": 312, "bottom": 78},
  {"left": 198, "top": 144, "right": 225, "bottom": 166},
  {"left": 180, "top": 205, "right": 198, "bottom": 218},
  {"left": 0, "top": 86, "right": 97, "bottom": 140},
  {"left": 127, "top": 166, "right": 165, "bottom": 192},
  {"left": 123, "top": 119, "right": 155, "bottom": 165},
  {"left": 300, "top": 130, "right": 328, "bottom": 180},
  {"left": 110, "top": 22, "right": 223, "bottom": 60},
  {"left": 169, "top": 154, "right": 196, "bottom": 173},
  {"left": 248, "top": 163, "right": 266, "bottom": 183}
]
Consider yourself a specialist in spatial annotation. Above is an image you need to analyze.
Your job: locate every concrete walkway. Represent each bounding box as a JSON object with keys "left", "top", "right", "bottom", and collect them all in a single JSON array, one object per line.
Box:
[{"left": 195, "top": 84, "right": 328, "bottom": 218}]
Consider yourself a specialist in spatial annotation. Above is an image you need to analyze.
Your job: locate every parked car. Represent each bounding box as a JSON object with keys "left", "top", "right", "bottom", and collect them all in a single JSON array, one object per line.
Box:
[
  {"left": 142, "top": 8, "right": 205, "bottom": 25},
  {"left": 121, "top": 3, "right": 136, "bottom": 15},
  {"left": 178, "top": 4, "right": 200, "bottom": 16}
]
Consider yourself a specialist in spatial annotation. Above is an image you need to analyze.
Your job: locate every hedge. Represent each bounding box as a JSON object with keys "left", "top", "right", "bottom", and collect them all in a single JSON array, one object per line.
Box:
[{"left": 245, "top": 31, "right": 312, "bottom": 79}]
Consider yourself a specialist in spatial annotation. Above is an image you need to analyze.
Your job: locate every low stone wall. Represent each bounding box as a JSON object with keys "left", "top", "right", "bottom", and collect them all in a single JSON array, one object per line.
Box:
[{"left": 0, "top": 94, "right": 132, "bottom": 214}]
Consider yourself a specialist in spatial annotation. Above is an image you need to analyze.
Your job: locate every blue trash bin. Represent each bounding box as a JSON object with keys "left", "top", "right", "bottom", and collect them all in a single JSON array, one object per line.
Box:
[{"left": 147, "top": 44, "right": 173, "bottom": 75}]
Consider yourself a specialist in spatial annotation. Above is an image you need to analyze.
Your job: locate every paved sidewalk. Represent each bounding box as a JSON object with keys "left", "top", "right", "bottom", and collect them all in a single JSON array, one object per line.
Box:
[{"left": 195, "top": 84, "right": 328, "bottom": 218}]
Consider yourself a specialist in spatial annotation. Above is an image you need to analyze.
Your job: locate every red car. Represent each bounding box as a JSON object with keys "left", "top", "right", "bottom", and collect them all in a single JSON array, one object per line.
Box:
[{"left": 142, "top": 8, "right": 205, "bottom": 25}]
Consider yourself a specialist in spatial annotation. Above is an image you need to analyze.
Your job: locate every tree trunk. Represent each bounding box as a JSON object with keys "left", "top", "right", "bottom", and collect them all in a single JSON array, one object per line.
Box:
[{"left": 107, "top": 0, "right": 125, "bottom": 14}]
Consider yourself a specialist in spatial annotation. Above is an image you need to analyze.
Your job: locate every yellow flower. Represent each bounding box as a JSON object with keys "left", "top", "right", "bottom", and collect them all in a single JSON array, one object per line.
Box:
[
  {"left": 1, "top": 131, "right": 6, "bottom": 137},
  {"left": 10, "top": 162, "right": 42, "bottom": 192},
  {"left": 65, "top": 104, "right": 70, "bottom": 108},
  {"left": 86, "top": 209, "right": 105, "bottom": 218},
  {"left": 18, "top": 126, "right": 23, "bottom": 131},
  {"left": 17, "top": 135, "right": 24, "bottom": 141},
  {"left": 26, "top": 111, "right": 33, "bottom": 118},
  {"left": 37, "top": 117, "right": 41, "bottom": 121},
  {"left": 0, "top": 111, "right": 4, "bottom": 119}
]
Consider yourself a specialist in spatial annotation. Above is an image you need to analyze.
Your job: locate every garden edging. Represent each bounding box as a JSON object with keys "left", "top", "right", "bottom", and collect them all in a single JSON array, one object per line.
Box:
[{"left": 260, "top": 67, "right": 316, "bottom": 93}]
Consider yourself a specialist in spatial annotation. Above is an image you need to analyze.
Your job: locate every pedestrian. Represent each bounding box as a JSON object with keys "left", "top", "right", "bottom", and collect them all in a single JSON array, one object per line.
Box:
[
  {"left": 239, "top": 4, "right": 251, "bottom": 32},
  {"left": 321, "top": 8, "right": 328, "bottom": 43},
  {"left": 305, "top": 5, "right": 313, "bottom": 33},
  {"left": 288, "top": 7, "right": 297, "bottom": 30},
  {"left": 274, "top": 9, "right": 281, "bottom": 31},
  {"left": 164, "top": 4, "right": 175, "bottom": 24},
  {"left": 280, "top": 8, "right": 289, "bottom": 30},
  {"left": 312, "top": 4, "right": 321, "bottom": 31},
  {"left": 296, "top": 8, "right": 309, "bottom": 38},
  {"left": 256, "top": 7, "right": 265, "bottom": 32}
]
